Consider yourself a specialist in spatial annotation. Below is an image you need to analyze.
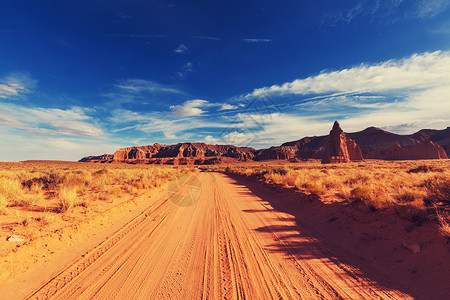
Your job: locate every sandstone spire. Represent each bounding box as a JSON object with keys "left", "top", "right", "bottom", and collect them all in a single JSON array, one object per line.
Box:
[{"left": 322, "top": 121, "right": 364, "bottom": 163}]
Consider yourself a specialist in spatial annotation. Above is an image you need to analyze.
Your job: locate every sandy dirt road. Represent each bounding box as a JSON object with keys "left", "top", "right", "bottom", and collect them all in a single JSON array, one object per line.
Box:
[{"left": 26, "top": 172, "right": 410, "bottom": 299}]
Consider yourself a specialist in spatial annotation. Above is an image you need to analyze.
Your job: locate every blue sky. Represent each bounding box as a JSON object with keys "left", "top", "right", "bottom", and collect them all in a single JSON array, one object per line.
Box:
[{"left": 1, "top": 0, "right": 450, "bottom": 160}]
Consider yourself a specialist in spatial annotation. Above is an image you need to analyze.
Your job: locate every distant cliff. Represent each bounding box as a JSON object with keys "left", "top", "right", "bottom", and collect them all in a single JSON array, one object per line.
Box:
[{"left": 80, "top": 124, "right": 449, "bottom": 164}]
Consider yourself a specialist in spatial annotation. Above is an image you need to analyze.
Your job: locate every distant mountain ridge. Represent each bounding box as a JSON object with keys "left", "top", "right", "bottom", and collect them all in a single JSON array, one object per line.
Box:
[{"left": 80, "top": 125, "right": 449, "bottom": 164}]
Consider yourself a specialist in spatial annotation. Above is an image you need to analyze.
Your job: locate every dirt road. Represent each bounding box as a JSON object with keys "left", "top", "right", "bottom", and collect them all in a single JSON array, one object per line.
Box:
[{"left": 27, "top": 172, "right": 410, "bottom": 299}]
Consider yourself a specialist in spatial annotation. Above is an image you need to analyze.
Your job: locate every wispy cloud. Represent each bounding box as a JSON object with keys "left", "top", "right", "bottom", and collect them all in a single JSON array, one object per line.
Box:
[
  {"left": 416, "top": 0, "right": 450, "bottom": 19},
  {"left": 108, "top": 33, "right": 168, "bottom": 38},
  {"left": 177, "top": 62, "right": 193, "bottom": 78},
  {"left": 108, "top": 108, "right": 226, "bottom": 141},
  {"left": 241, "top": 38, "right": 273, "bottom": 43},
  {"left": 0, "top": 104, "right": 103, "bottom": 137},
  {"left": 0, "top": 72, "right": 36, "bottom": 99},
  {"left": 103, "top": 79, "right": 184, "bottom": 106},
  {"left": 115, "top": 79, "right": 183, "bottom": 94},
  {"left": 170, "top": 99, "right": 208, "bottom": 117},
  {"left": 192, "top": 36, "right": 221, "bottom": 41},
  {"left": 174, "top": 44, "right": 188, "bottom": 54},
  {"left": 321, "top": 0, "right": 449, "bottom": 26}
]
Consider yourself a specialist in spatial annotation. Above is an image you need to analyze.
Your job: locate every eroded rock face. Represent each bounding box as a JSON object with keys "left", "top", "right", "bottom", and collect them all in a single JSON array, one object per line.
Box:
[
  {"left": 366, "top": 140, "right": 448, "bottom": 160},
  {"left": 255, "top": 146, "right": 298, "bottom": 161},
  {"left": 79, "top": 154, "right": 114, "bottom": 163},
  {"left": 100, "top": 143, "right": 256, "bottom": 165},
  {"left": 321, "top": 121, "right": 364, "bottom": 164}
]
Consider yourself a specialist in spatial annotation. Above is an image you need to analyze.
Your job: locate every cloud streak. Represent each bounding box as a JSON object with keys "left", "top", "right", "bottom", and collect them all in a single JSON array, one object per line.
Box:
[
  {"left": 192, "top": 36, "right": 221, "bottom": 41},
  {"left": 241, "top": 38, "right": 273, "bottom": 43},
  {"left": 115, "top": 79, "right": 183, "bottom": 94}
]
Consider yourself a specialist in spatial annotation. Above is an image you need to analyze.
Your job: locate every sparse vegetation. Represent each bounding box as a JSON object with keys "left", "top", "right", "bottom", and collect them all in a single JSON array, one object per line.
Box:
[
  {"left": 58, "top": 186, "right": 78, "bottom": 212},
  {"left": 0, "top": 161, "right": 192, "bottom": 244},
  {"left": 217, "top": 159, "right": 450, "bottom": 237}
]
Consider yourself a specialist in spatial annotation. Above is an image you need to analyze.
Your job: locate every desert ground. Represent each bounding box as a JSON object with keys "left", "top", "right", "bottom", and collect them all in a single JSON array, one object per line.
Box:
[{"left": 0, "top": 160, "right": 449, "bottom": 299}]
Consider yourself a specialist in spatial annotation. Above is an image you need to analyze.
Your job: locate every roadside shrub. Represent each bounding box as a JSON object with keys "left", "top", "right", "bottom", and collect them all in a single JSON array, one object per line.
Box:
[
  {"left": 437, "top": 213, "right": 450, "bottom": 238},
  {"left": 0, "top": 178, "right": 24, "bottom": 201},
  {"left": 395, "top": 203, "right": 425, "bottom": 225},
  {"left": 407, "top": 165, "right": 442, "bottom": 174},
  {"left": 0, "top": 194, "right": 7, "bottom": 214},
  {"left": 271, "top": 167, "right": 287, "bottom": 176},
  {"left": 422, "top": 176, "right": 450, "bottom": 206},
  {"left": 253, "top": 169, "right": 269, "bottom": 179},
  {"left": 396, "top": 192, "right": 416, "bottom": 204},
  {"left": 59, "top": 187, "right": 78, "bottom": 212},
  {"left": 22, "top": 172, "right": 63, "bottom": 190},
  {"left": 350, "top": 186, "right": 372, "bottom": 202},
  {"left": 62, "top": 172, "right": 91, "bottom": 188}
]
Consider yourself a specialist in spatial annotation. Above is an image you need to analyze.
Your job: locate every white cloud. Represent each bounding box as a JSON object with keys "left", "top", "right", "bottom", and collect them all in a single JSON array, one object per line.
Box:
[
  {"left": 174, "top": 44, "right": 188, "bottom": 54},
  {"left": 0, "top": 72, "right": 36, "bottom": 99},
  {"left": 249, "top": 51, "right": 450, "bottom": 97},
  {"left": 219, "top": 103, "right": 238, "bottom": 110},
  {"left": 0, "top": 83, "right": 25, "bottom": 98},
  {"left": 0, "top": 103, "right": 103, "bottom": 137},
  {"left": 170, "top": 99, "right": 208, "bottom": 117},
  {"left": 241, "top": 38, "right": 273, "bottom": 43}
]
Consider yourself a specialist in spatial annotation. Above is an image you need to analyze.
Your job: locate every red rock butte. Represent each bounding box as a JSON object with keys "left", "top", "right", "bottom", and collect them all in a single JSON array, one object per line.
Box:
[{"left": 321, "top": 121, "right": 364, "bottom": 164}]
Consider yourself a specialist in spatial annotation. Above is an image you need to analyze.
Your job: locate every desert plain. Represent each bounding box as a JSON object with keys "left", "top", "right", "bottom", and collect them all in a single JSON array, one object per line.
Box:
[{"left": 0, "top": 159, "right": 448, "bottom": 299}]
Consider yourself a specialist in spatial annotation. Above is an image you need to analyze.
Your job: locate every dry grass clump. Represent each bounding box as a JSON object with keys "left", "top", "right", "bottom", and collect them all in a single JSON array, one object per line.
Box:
[
  {"left": 58, "top": 186, "right": 78, "bottom": 212},
  {"left": 422, "top": 175, "right": 450, "bottom": 207}
]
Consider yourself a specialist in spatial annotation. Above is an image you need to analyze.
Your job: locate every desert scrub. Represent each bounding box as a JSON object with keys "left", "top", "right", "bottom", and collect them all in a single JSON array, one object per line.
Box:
[
  {"left": 58, "top": 186, "right": 78, "bottom": 212},
  {"left": 422, "top": 175, "right": 450, "bottom": 206}
]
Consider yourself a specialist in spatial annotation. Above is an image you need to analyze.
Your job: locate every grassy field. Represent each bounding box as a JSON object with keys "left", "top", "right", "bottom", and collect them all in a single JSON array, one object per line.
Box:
[
  {"left": 210, "top": 159, "right": 450, "bottom": 238},
  {"left": 0, "top": 161, "right": 193, "bottom": 250}
]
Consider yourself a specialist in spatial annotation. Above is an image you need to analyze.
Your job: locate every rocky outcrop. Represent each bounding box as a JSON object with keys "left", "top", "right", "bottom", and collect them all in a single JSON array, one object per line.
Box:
[
  {"left": 283, "top": 125, "right": 450, "bottom": 161},
  {"left": 255, "top": 146, "right": 298, "bottom": 161},
  {"left": 366, "top": 140, "right": 447, "bottom": 160},
  {"left": 282, "top": 136, "right": 326, "bottom": 159},
  {"left": 321, "top": 121, "right": 364, "bottom": 163},
  {"left": 79, "top": 154, "right": 114, "bottom": 163}
]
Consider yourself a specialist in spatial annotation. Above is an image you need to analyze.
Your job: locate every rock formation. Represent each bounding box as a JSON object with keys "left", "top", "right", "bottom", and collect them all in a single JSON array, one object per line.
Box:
[
  {"left": 79, "top": 124, "right": 449, "bottom": 164},
  {"left": 255, "top": 146, "right": 298, "bottom": 161},
  {"left": 321, "top": 121, "right": 364, "bottom": 164},
  {"left": 366, "top": 140, "right": 447, "bottom": 160},
  {"left": 81, "top": 143, "right": 256, "bottom": 165},
  {"left": 79, "top": 154, "right": 113, "bottom": 163}
]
